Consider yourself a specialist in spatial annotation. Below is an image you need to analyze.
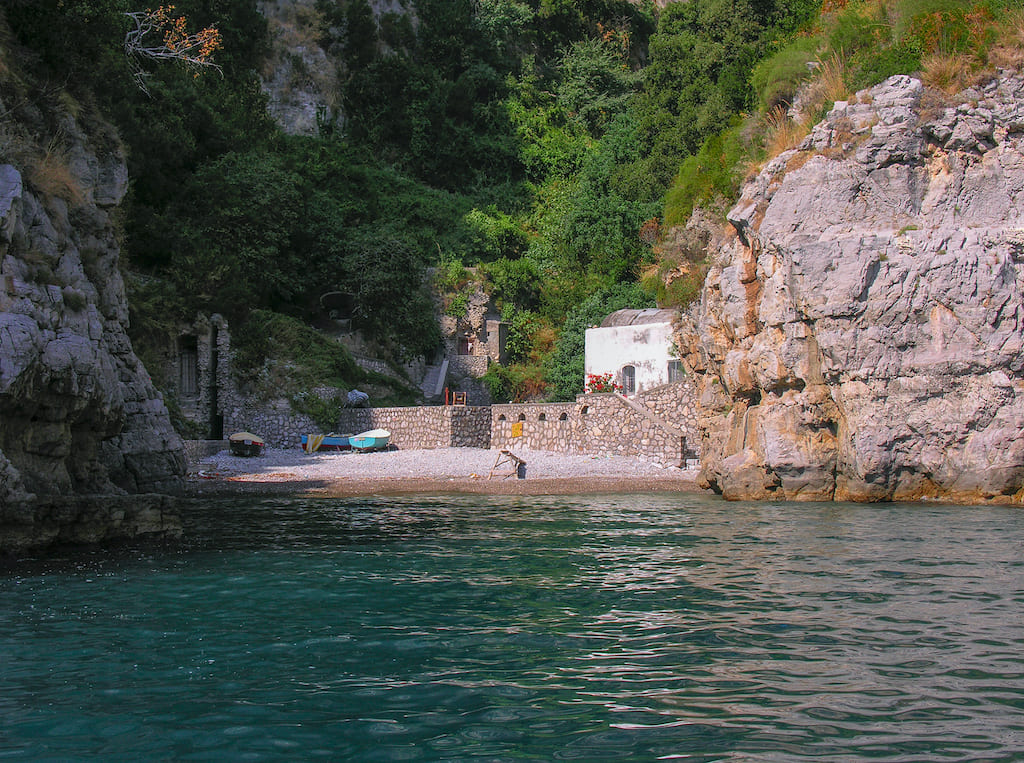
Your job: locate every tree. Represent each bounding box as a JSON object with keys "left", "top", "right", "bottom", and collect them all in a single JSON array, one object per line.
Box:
[
  {"left": 557, "top": 37, "right": 639, "bottom": 136},
  {"left": 347, "top": 236, "right": 441, "bottom": 360}
]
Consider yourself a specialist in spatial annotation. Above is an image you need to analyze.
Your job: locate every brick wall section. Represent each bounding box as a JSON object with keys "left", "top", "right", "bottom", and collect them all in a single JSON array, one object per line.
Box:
[{"left": 337, "top": 406, "right": 491, "bottom": 449}]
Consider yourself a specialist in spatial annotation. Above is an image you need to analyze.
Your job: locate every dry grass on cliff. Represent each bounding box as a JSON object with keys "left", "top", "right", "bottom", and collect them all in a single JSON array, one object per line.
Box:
[
  {"left": 27, "top": 136, "right": 86, "bottom": 207},
  {"left": 762, "top": 53, "right": 851, "bottom": 162},
  {"left": 986, "top": 10, "right": 1024, "bottom": 71},
  {"left": 764, "top": 106, "right": 811, "bottom": 157}
]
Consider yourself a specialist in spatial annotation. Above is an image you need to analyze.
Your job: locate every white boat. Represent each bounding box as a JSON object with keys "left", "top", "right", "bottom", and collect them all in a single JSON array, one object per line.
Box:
[{"left": 349, "top": 429, "right": 390, "bottom": 451}]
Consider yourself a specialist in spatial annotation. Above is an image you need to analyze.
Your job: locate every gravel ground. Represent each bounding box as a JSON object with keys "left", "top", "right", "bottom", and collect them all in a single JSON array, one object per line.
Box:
[{"left": 188, "top": 446, "right": 703, "bottom": 497}]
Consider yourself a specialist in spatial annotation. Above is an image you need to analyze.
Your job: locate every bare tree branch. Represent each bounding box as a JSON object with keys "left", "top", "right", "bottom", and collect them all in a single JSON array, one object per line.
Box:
[{"left": 124, "top": 6, "right": 223, "bottom": 93}]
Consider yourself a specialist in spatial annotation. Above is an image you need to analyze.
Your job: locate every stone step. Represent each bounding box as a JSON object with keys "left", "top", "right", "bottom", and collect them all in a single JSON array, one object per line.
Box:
[{"left": 420, "top": 364, "right": 442, "bottom": 398}]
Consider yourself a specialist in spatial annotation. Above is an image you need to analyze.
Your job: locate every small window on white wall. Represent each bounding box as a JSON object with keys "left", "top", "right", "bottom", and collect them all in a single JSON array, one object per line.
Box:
[
  {"left": 621, "top": 365, "right": 635, "bottom": 395},
  {"left": 668, "top": 359, "right": 684, "bottom": 383}
]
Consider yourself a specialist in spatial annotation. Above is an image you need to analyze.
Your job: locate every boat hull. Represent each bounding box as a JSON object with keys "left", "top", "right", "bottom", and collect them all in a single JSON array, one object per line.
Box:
[
  {"left": 228, "top": 432, "right": 265, "bottom": 457},
  {"left": 300, "top": 434, "right": 352, "bottom": 452},
  {"left": 349, "top": 429, "right": 390, "bottom": 451}
]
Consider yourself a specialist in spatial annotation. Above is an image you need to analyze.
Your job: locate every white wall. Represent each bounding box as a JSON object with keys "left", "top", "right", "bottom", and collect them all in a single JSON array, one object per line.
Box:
[{"left": 584, "top": 321, "right": 674, "bottom": 395}]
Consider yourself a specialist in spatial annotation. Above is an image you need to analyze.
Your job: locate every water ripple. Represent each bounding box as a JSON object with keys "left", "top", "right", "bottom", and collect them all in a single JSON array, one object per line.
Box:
[{"left": 2, "top": 495, "right": 1023, "bottom": 760}]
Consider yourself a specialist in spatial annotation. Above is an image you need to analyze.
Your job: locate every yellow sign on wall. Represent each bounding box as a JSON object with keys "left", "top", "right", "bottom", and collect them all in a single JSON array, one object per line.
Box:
[{"left": 511, "top": 422, "right": 523, "bottom": 438}]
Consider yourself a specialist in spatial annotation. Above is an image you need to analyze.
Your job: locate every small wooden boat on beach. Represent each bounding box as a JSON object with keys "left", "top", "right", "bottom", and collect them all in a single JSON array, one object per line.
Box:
[
  {"left": 300, "top": 433, "right": 353, "bottom": 452},
  {"left": 349, "top": 429, "right": 390, "bottom": 452},
  {"left": 229, "top": 432, "right": 265, "bottom": 457}
]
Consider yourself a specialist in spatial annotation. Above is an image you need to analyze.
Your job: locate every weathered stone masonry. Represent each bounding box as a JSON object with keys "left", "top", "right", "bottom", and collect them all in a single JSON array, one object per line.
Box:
[
  {"left": 338, "top": 405, "right": 492, "bottom": 449},
  {"left": 212, "top": 380, "right": 701, "bottom": 468},
  {"left": 492, "top": 380, "right": 699, "bottom": 467},
  {"left": 330, "top": 379, "right": 701, "bottom": 467}
]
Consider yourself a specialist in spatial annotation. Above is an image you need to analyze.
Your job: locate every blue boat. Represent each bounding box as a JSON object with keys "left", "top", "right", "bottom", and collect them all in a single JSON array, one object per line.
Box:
[
  {"left": 300, "top": 433, "right": 352, "bottom": 452},
  {"left": 349, "top": 429, "right": 390, "bottom": 452}
]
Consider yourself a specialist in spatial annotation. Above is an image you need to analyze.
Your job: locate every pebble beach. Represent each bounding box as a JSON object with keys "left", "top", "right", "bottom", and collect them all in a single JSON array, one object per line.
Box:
[{"left": 188, "top": 446, "right": 704, "bottom": 497}]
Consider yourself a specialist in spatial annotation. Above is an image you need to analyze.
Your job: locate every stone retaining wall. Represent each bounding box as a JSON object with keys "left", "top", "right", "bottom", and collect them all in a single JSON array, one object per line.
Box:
[
  {"left": 449, "top": 354, "right": 489, "bottom": 378},
  {"left": 492, "top": 391, "right": 690, "bottom": 467},
  {"left": 208, "top": 380, "right": 699, "bottom": 465},
  {"left": 226, "top": 397, "right": 322, "bottom": 449},
  {"left": 632, "top": 380, "right": 700, "bottom": 458},
  {"left": 352, "top": 354, "right": 425, "bottom": 386},
  {"left": 491, "top": 403, "right": 579, "bottom": 451},
  {"left": 577, "top": 393, "right": 686, "bottom": 466},
  {"left": 337, "top": 406, "right": 491, "bottom": 449}
]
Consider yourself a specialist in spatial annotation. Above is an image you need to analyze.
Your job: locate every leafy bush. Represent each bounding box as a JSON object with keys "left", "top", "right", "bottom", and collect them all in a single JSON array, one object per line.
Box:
[
  {"left": 663, "top": 121, "right": 753, "bottom": 227},
  {"left": 481, "top": 362, "right": 547, "bottom": 403},
  {"left": 347, "top": 235, "right": 441, "bottom": 360},
  {"left": 751, "top": 36, "right": 822, "bottom": 112},
  {"left": 289, "top": 389, "right": 347, "bottom": 431},
  {"left": 233, "top": 310, "right": 363, "bottom": 389},
  {"left": 482, "top": 257, "right": 541, "bottom": 311},
  {"left": 545, "top": 283, "right": 653, "bottom": 401}
]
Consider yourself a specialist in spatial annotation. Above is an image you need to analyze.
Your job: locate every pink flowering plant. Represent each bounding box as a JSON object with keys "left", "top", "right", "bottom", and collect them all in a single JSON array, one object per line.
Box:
[{"left": 586, "top": 373, "right": 622, "bottom": 393}]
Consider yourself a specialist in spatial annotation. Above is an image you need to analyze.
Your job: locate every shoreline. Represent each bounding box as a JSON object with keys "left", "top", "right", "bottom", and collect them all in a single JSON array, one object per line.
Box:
[
  {"left": 185, "top": 446, "right": 707, "bottom": 498},
  {"left": 186, "top": 475, "right": 705, "bottom": 498}
]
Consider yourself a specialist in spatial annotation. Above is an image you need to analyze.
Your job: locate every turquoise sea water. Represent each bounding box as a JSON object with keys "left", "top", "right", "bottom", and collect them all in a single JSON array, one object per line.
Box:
[{"left": 2, "top": 493, "right": 1023, "bottom": 761}]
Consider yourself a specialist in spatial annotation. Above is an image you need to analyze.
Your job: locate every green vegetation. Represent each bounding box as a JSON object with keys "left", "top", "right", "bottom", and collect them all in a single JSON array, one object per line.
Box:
[
  {"left": 5, "top": 0, "right": 1022, "bottom": 417},
  {"left": 233, "top": 310, "right": 419, "bottom": 409}
]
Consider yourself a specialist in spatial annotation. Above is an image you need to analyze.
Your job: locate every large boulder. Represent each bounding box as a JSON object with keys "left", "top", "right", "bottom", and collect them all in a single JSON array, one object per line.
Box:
[{"left": 692, "top": 73, "right": 1024, "bottom": 503}]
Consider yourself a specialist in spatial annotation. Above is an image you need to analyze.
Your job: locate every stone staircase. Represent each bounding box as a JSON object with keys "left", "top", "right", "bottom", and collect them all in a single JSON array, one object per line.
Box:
[{"left": 420, "top": 359, "right": 448, "bottom": 401}]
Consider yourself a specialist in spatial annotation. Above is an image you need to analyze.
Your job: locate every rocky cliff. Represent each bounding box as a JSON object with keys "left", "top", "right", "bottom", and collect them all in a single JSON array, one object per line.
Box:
[
  {"left": 685, "top": 73, "right": 1024, "bottom": 503},
  {"left": 258, "top": 0, "right": 409, "bottom": 136},
  {"left": 0, "top": 81, "right": 185, "bottom": 548}
]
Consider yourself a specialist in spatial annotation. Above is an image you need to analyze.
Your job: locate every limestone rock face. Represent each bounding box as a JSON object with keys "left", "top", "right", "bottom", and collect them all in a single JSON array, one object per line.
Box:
[
  {"left": 0, "top": 100, "right": 185, "bottom": 517},
  {"left": 257, "top": 0, "right": 410, "bottom": 136},
  {"left": 692, "top": 74, "right": 1024, "bottom": 503}
]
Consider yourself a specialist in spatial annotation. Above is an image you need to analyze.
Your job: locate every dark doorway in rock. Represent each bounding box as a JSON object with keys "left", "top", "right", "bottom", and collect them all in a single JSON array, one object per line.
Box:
[{"left": 178, "top": 336, "right": 199, "bottom": 398}]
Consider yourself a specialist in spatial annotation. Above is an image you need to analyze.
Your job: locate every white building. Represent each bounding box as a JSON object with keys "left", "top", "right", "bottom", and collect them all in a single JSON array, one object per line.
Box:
[{"left": 584, "top": 308, "right": 682, "bottom": 395}]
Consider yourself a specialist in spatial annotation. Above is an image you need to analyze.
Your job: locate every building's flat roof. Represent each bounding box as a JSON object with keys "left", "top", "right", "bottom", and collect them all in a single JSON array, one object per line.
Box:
[{"left": 599, "top": 308, "right": 678, "bottom": 328}]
